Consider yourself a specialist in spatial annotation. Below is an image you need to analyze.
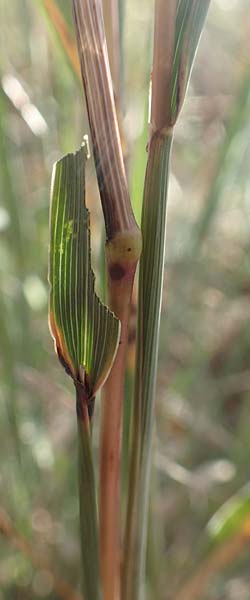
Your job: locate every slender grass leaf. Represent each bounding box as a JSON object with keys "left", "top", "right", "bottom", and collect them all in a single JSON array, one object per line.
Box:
[
  {"left": 207, "top": 483, "right": 250, "bottom": 546},
  {"left": 123, "top": 134, "right": 173, "bottom": 600},
  {"left": 170, "top": 0, "right": 211, "bottom": 124},
  {"left": 123, "top": 4, "right": 211, "bottom": 598},
  {"left": 35, "top": 0, "right": 81, "bottom": 80},
  {"left": 49, "top": 142, "right": 120, "bottom": 400},
  {"left": 152, "top": 0, "right": 211, "bottom": 131}
]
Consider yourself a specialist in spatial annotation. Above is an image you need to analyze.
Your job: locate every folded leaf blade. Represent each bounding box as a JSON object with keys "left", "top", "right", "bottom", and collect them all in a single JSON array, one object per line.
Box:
[{"left": 49, "top": 143, "right": 120, "bottom": 398}]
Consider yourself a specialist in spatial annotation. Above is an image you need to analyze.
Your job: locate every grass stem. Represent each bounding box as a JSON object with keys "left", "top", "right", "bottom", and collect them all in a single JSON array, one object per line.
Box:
[
  {"left": 100, "top": 232, "right": 140, "bottom": 600},
  {"left": 76, "top": 383, "right": 101, "bottom": 600},
  {"left": 122, "top": 132, "right": 172, "bottom": 600}
]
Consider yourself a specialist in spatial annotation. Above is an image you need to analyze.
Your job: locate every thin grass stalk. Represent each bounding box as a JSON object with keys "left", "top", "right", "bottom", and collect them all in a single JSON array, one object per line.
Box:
[
  {"left": 122, "top": 132, "right": 172, "bottom": 600},
  {"left": 72, "top": 0, "right": 137, "bottom": 237},
  {"left": 122, "top": 2, "right": 175, "bottom": 592},
  {"left": 76, "top": 384, "right": 100, "bottom": 600},
  {"left": 72, "top": 3, "right": 141, "bottom": 599},
  {"left": 123, "top": 1, "right": 211, "bottom": 597},
  {"left": 99, "top": 256, "right": 137, "bottom": 600}
]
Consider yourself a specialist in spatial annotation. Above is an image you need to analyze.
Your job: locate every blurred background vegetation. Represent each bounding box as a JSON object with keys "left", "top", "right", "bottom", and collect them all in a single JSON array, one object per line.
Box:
[{"left": 1, "top": 0, "right": 250, "bottom": 598}]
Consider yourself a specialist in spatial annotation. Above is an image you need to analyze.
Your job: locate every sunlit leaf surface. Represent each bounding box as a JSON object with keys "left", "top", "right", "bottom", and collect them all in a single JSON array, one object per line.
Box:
[
  {"left": 207, "top": 483, "right": 250, "bottom": 545},
  {"left": 49, "top": 142, "right": 120, "bottom": 398}
]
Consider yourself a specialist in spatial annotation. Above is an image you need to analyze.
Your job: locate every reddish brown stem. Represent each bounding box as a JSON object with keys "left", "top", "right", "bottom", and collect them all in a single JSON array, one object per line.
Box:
[
  {"left": 100, "top": 234, "right": 140, "bottom": 600},
  {"left": 72, "top": 0, "right": 136, "bottom": 239}
]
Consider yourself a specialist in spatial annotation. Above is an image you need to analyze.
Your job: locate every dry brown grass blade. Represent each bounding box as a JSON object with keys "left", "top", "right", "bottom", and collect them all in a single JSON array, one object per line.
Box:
[
  {"left": 43, "top": 0, "right": 81, "bottom": 78},
  {"left": 0, "top": 508, "right": 83, "bottom": 600},
  {"left": 176, "top": 519, "right": 250, "bottom": 600}
]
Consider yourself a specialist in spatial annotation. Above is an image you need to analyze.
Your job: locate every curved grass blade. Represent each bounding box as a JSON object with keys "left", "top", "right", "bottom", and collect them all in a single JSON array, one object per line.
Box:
[
  {"left": 49, "top": 141, "right": 120, "bottom": 600},
  {"left": 207, "top": 483, "right": 250, "bottom": 546},
  {"left": 49, "top": 141, "right": 120, "bottom": 401}
]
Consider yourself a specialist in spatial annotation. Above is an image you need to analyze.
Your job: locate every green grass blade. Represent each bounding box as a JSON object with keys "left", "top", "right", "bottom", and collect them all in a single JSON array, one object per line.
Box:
[
  {"left": 123, "top": 4, "right": 211, "bottom": 598},
  {"left": 207, "top": 483, "right": 250, "bottom": 546},
  {"left": 122, "top": 134, "right": 172, "bottom": 600},
  {"left": 170, "top": 0, "right": 211, "bottom": 124},
  {"left": 152, "top": 0, "right": 211, "bottom": 132},
  {"left": 49, "top": 142, "right": 120, "bottom": 399},
  {"left": 136, "top": 134, "right": 172, "bottom": 448}
]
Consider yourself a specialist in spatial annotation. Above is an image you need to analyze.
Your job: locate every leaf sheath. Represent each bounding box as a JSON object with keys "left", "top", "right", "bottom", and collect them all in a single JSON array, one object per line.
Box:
[{"left": 122, "top": 133, "right": 172, "bottom": 600}]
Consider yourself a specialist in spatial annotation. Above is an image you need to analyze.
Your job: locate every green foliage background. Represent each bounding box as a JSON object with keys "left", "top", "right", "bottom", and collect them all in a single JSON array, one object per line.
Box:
[{"left": 1, "top": 1, "right": 250, "bottom": 598}]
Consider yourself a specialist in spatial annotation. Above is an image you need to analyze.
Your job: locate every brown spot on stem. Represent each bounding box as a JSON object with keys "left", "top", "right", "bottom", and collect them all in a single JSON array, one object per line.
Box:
[{"left": 109, "top": 263, "right": 126, "bottom": 280}]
